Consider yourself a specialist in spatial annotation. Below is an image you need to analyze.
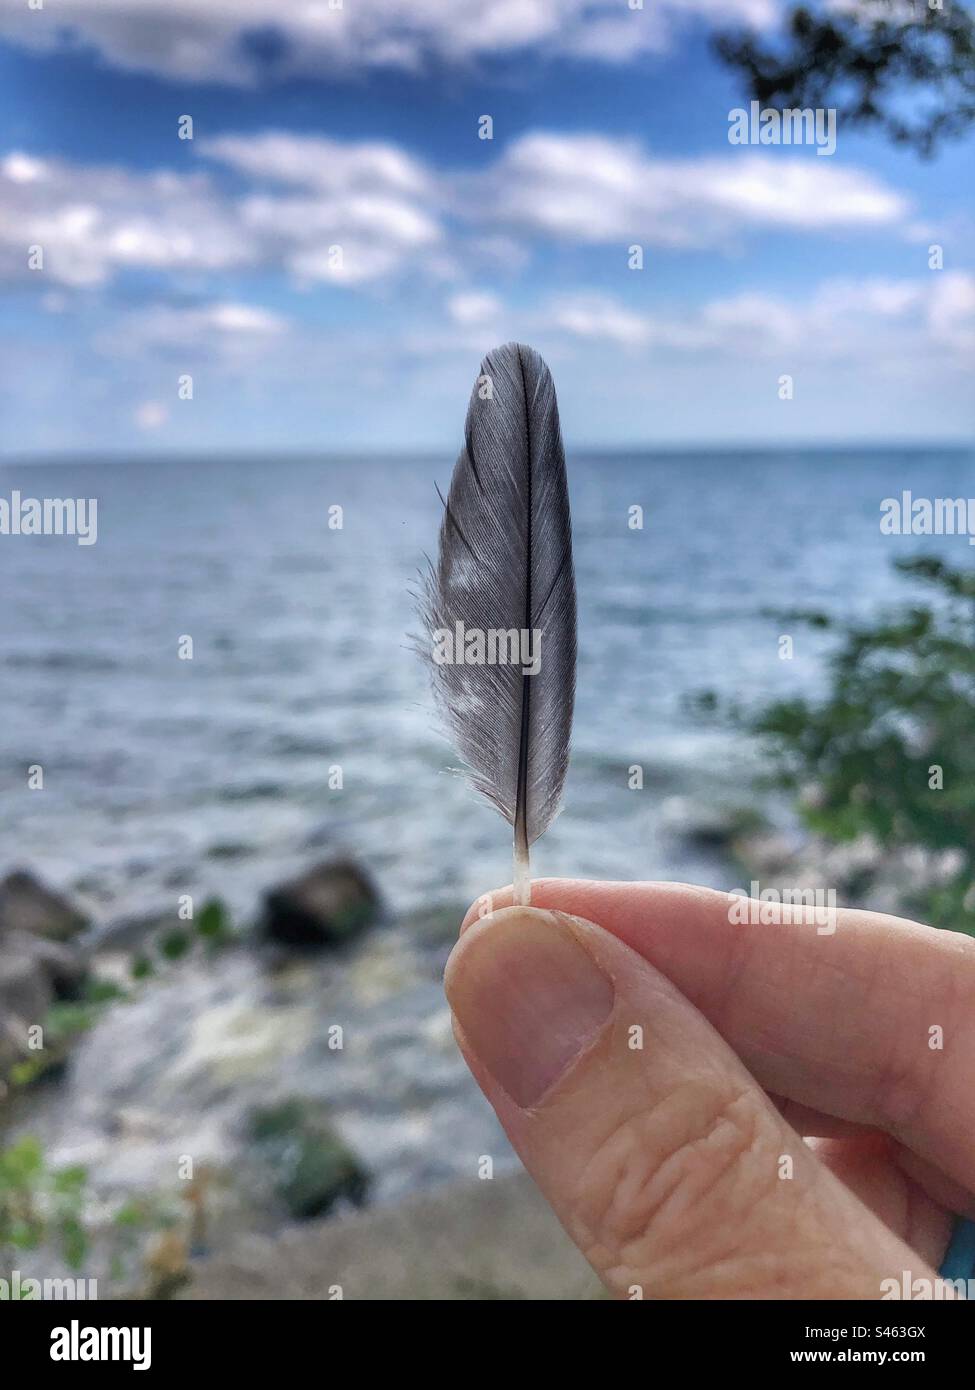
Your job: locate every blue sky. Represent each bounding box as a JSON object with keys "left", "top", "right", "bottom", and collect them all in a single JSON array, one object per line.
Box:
[{"left": 1, "top": 0, "right": 973, "bottom": 454}]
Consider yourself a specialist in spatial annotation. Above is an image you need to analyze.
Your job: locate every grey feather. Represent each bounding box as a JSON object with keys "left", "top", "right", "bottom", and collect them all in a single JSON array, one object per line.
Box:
[{"left": 420, "top": 342, "right": 576, "bottom": 872}]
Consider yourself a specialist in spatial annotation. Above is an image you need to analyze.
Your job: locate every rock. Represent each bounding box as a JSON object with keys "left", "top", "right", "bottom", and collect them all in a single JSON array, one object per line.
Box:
[
  {"left": 730, "top": 831, "right": 797, "bottom": 880},
  {"left": 0, "top": 946, "right": 53, "bottom": 1029},
  {"left": 249, "top": 1099, "right": 370, "bottom": 1221},
  {"left": 94, "top": 910, "right": 179, "bottom": 954},
  {"left": 671, "top": 800, "right": 768, "bottom": 851},
  {"left": 731, "top": 828, "right": 971, "bottom": 920},
  {"left": 0, "top": 870, "right": 88, "bottom": 943},
  {"left": 206, "top": 842, "right": 253, "bottom": 861},
  {"left": 0, "top": 874, "right": 90, "bottom": 1088},
  {"left": 0, "top": 941, "right": 65, "bottom": 1084},
  {"left": 4, "top": 930, "right": 86, "bottom": 1001},
  {"left": 0, "top": 928, "right": 91, "bottom": 1089},
  {"left": 0, "top": 930, "right": 87, "bottom": 1058},
  {"left": 261, "top": 859, "right": 379, "bottom": 949}
]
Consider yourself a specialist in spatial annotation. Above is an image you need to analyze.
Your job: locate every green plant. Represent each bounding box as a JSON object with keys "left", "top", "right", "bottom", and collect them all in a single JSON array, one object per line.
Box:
[
  {"left": 0, "top": 1135, "right": 195, "bottom": 1295},
  {"left": 0, "top": 1136, "right": 88, "bottom": 1272},
  {"left": 130, "top": 897, "right": 234, "bottom": 981},
  {"left": 715, "top": 2, "right": 975, "bottom": 156},
  {"left": 715, "top": 556, "right": 975, "bottom": 933}
]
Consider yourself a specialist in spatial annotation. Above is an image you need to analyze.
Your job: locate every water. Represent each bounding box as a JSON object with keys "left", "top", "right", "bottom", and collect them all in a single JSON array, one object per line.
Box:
[
  {"left": 1, "top": 448, "right": 972, "bottom": 925},
  {"left": 4, "top": 447, "right": 974, "bottom": 1247}
]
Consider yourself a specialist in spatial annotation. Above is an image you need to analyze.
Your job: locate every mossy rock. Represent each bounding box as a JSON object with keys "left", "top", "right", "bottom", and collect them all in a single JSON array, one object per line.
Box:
[
  {"left": 261, "top": 860, "right": 380, "bottom": 950},
  {"left": 0, "top": 870, "right": 88, "bottom": 942},
  {"left": 249, "top": 1100, "right": 369, "bottom": 1221},
  {"left": 685, "top": 803, "right": 769, "bottom": 851}
]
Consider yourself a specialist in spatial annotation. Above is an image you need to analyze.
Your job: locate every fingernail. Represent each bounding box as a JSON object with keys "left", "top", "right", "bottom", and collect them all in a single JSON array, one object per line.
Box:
[{"left": 444, "top": 908, "right": 615, "bottom": 1107}]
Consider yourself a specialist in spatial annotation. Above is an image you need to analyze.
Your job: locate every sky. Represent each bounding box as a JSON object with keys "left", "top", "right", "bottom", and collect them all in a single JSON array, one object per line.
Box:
[{"left": 0, "top": 0, "right": 973, "bottom": 455}]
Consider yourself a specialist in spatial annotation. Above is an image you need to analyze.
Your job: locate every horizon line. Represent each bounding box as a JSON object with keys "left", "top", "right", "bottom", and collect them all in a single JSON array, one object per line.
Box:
[{"left": 2, "top": 439, "right": 972, "bottom": 466}]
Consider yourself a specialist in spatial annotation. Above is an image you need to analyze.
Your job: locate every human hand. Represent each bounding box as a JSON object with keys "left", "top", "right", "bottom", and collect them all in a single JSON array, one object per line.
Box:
[{"left": 444, "top": 881, "right": 975, "bottom": 1299}]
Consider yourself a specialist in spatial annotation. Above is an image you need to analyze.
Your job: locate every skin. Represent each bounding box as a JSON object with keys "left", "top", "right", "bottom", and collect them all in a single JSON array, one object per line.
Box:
[{"left": 443, "top": 880, "right": 975, "bottom": 1299}]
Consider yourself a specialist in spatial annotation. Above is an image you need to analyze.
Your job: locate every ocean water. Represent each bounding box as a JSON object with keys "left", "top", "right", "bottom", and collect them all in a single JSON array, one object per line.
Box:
[{"left": 1, "top": 448, "right": 972, "bottom": 928}]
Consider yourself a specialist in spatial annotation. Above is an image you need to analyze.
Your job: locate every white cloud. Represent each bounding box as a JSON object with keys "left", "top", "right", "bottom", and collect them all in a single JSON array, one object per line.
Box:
[
  {"left": 519, "top": 275, "right": 975, "bottom": 364},
  {"left": 237, "top": 193, "right": 441, "bottom": 285},
  {"left": 192, "top": 127, "right": 914, "bottom": 295},
  {"left": 413, "top": 269, "right": 975, "bottom": 369},
  {"left": 202, "top": 132, "right": 433, "bottom": 197},
  {"left": 3, "top": 152, "right": 48, "bottom": 184},
  {"left": 699, "top": 292, "right": 802, "bottom": 348},
  {"left": 447, "top": 290, "right": 504, "bottom": 326},
  {"left": 127, "top": 300, "right": 285, "bottom": 344},
  {"left": 7, "top": 270, "right": 972, "bottom": 453},
  {"left": 928, "top": 271, "right": 975, "bottom": 353},
  {"left": 0, "top": 0, "right": 778, "bottom": 83},
  {"left": 203, "top": 133, "right": 444, "bottom": 285},
  {"left": 196, "top": 301, "right": 286, "bottom": 334},
  {"left": 808, "top": 278, "right": 924, "bottom": 320},
  {"left": 0, "top": 152, "right": 255, "bottom": 286},
  {"left": 94, "top": 301, "right": 289, "bottom": 366},
  {"left": 471, "top": 133, "right": 911, "bottom": 247},
  {"left": 0, "top": 137, "right": 446, "bottom": 288},
  {"left": 0, "top": 130, "right": 916, "bottom": 297},
  {"left": 545, "top": 292, "right": 651, "bottom": 346}
]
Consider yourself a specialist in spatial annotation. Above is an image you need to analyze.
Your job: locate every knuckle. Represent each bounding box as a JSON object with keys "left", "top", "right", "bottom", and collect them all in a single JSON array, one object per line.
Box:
[
  {"left": 572, "top": 1082, "right": 775, "bottom": 1293},
  {"left": 870, "top": 1052, "right": 930, "bottom": 1134},
  {"left": 869, "top": 940, "right": 975, "bottom": 1136}
]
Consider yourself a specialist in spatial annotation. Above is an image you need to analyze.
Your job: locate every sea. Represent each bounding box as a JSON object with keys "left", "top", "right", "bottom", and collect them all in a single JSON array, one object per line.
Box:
[
  {"left": 1, "top": 447, "right": 972, "bottom": 929},
  {"left": 3, "top": 446, "right": 974, "bottom": 1231}
]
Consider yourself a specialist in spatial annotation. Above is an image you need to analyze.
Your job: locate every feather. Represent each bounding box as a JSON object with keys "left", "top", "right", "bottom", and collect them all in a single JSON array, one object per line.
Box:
[{"left": 420, "top": 342, "right": 577, "bottom": 905}]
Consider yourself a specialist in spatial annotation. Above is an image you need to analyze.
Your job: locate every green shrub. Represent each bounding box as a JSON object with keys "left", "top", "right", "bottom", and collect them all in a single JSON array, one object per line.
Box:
[{"left": 714, "top": 556, "right": 975, "bottom": 933}]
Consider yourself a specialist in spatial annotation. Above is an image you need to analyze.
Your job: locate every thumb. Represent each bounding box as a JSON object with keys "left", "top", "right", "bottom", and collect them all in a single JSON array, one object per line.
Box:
[{"left": 444, "top": 905, "right": 935, "bottom": 1299}]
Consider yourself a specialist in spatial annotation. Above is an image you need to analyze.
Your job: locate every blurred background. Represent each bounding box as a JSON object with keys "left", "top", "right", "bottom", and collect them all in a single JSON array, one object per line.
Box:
[{"left": 0, "top": 1, "right": 973, "bottom": 1299}]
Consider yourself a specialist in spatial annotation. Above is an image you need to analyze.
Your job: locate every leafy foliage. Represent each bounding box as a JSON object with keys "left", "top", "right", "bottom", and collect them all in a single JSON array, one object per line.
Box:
[
  {"left": 737, "top": 556, "right": 975, "bottom": 931},
  {"left": 0, "top": 1135, "right": 196, "bottom": 1295},
  {"left": 138, "top": 897, "right": 233, "bottom": 975},
  {"left": 715, "top": 2, "right": 975, "bottom": 156},
  {"left": 0, "top": 1137, "right": 88, "bottom": 1272}
]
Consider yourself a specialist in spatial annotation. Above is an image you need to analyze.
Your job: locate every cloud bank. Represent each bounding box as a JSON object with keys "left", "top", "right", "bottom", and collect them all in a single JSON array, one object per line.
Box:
[
  {"left": 0, "top": 0, "right": 779, "bottom": 83},
  {"left": 0, "top": 130, "right": 914, "bottom": 291}
]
